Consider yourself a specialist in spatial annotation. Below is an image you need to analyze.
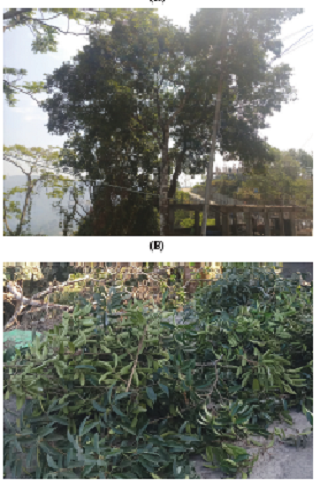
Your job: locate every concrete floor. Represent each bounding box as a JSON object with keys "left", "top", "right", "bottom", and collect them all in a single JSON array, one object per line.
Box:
[{"left": 189, "top": 407, "right": 313, "bottom": 479}]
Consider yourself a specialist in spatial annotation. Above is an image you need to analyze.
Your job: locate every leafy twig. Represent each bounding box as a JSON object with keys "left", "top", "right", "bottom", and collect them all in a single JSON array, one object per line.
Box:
[{"left": 126, "top": 324, "right": 148, "bottom": 392}]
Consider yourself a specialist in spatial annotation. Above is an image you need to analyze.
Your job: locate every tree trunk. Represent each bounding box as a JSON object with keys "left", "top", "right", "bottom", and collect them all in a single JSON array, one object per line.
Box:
[
  {"left": 15, "top": 174, "right": 34, "bottom": 236},
  {"left": 168, "top": 132, "right": 187, "bottom": 199},
  {"left": 168, "top": 153, "right": 183, "bottom": 199},
  {"left": 201, "top": 9, "right": 227, "bottom": 235},
  {"left": 159, "top": 128, "right": 170, "bottom": 235}
]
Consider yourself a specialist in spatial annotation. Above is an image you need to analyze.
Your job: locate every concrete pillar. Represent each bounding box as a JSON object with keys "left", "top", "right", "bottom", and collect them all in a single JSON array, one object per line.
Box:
[
  {"left": 290, "top": 210, "right": 296, "bottom": 236},
  {"left": 215, "top": 209, "right": 221, "bottom": 230},
  {"left": 264, "top": 209, "right": 270, "bottom": 236},
  {"left": 195, "top": 210, "right": 200, "bottom": 235},
  {"left": 279, "top": 210, "right": 285, "bottom": 236},
  {"left": 251, "top": 214, "right": 256, "bottom": 235},
  {"left": 169, "top": 207, "right": 175, "bottom": 235},
  {"left": 222, "top": 211, "right": 229, "bottom": 236},
  {"left": 232, "top": 212, "right": 238, "bottom": 236},
  {"left": 245, "top": 210, "right": 252, "bottom": 236}
]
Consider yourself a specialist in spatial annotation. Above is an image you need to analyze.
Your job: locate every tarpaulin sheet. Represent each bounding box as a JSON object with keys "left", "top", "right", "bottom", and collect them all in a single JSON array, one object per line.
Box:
[{"left": 3, "top": 330, "right": 44, "bottom": 351}]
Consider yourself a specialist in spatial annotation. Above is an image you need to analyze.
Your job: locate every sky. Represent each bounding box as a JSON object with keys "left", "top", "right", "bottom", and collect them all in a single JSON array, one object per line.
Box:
[{"left": 3, "top": 7, "right": 314, "bottom": 184}]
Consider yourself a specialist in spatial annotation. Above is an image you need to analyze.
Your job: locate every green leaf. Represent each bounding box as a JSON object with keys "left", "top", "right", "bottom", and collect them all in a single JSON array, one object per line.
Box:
[
  {"left": 114, "top": 391, "right": 131, "bottom": 402},
  {"left": 120, "top": 424, "right": 136, "bottom": 436},
  {"left": 120, "top": 364, "right": 132, "bottom": 375},
  {"left": 16, "top": 395, "right": 25, "bottom": 410},
  {"left": 61, "top": 471, "right": 79, "bottom": 479},
  {"left": 252, "top": 378, "right": 260, "bottom": 391},
  {"left": 138, "top": 421, "right": 149, "bottom": 437},
  {"left": 306, "top": 411, "right": 313, "bottom": 426},
  {"left": 82, "top": 421, "right": 100, "bottom": 436},
  {"left": 79, "top": 415, "right": 90, "bottom": 436},
  {"left": 82, "top": 319, "right": 95, "bottom": 327},
  {"left": 159, "top": 383, "right": 169, "bottom": 397},
  {"left": 128, "top": 412, "right": 137, "bottom": 428},
  {"left": 92, "top": 400, "right": 106, "bottom": 413},
  {"left": 75, "top": 365, "right": 97, "bottom": 370},
  {"left": 48, "top": 416, "right": 69, "bottom": 426},
  {"left": 46, "top": 453, "right": 59, "bottom": 469},
  {"left": 283, "top": 382, "right": 296, "bottom": 394},
  {"left": 84, "top": 304, "right": 91, "bottom": 314},
  {"left": 178, "top": 420, "right": 189, "bottom": 434},
  {"left": 176, "top": 434, "right": 200, "bottom": 443},
  {"left": 112, "top": 405, "right": 125, "bottom": 417},
  {"left": 107, "top": 383, "right": 116, "bottom": 405},
  {"left": 146, "top": 386, "right": 157, "bottom": 403}
]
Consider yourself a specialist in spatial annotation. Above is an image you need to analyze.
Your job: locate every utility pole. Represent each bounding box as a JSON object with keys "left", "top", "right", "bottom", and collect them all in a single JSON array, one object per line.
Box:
[{"left": 201, "top": 9, "right": 227, "bottom": 236}]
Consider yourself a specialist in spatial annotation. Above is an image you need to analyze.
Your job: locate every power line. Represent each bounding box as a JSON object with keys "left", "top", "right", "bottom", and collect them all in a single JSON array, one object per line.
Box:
[
  {"left": 282, "top": 38, "right": 313, "bottom": 57},
  {"left": 280, "top": 25, "right": 313, "bottom": 42},
  {"left": 281, "top": 29, "right": 313, "bottom": 56},
  {"left": 270, "top": 32, "right": 313, "bottom": 65},
  {"left": 300, "top": 134, "right": 313, "bottom": 150}
]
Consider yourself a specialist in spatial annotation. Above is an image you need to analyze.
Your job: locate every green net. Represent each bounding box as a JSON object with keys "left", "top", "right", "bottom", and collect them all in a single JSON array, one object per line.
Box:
[{"left": 3, "top": 329, "right": 45, "bottom": 351}]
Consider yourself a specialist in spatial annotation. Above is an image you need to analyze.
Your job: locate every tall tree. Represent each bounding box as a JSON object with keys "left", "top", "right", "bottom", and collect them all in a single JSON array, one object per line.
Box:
[
  {"left": 175, "top": 8, "right": 303, "bottom": 210},
  {"left": 41, "top": 8, "right": 303, "bottom": 235},
  {"left": 42, "top": 9, "right": 191, "bottom": 234}
]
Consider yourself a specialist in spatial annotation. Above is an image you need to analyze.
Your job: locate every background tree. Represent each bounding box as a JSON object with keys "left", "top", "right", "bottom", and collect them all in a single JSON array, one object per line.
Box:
[
  {"left": 3, "top": 8, "right": 147, "bottom": 106},
  {"left": 193, "top": 147, "right": 312, "bottom": 205},
  {"left": 3, "top": 145, "right": 61, "bottom": 235},
  {"left": 234, "top": 147, "right": 313, "bottom": 224},
  {"left": 3, "top": 145, "right": 88, "bottom": 236}
]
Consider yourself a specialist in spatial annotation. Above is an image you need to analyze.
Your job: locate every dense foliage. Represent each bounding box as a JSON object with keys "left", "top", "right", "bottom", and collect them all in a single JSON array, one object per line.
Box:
[
  {"left": 40, "top": 8, "right": 302, "bottom": 234},
  {"left": 4, "top": 266, "right": 312, "bottom": 479},
  {"left": 4, "top": 8, "right": 310, "bottom": 235}
]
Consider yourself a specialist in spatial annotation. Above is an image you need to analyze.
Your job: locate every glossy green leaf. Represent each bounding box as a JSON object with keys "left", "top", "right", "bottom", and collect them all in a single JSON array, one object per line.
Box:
[
  {"left": 159, "top": 383, "right": 169, "bottom": 397},
  {"left": 146, "top": 386, "right": 157, "bottom": 403}
]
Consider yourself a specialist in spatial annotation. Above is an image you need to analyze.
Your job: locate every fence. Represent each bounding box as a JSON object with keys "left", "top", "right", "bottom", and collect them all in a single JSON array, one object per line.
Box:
[{"left": 4, "top": 262, "right": 312, "bottom": 335}]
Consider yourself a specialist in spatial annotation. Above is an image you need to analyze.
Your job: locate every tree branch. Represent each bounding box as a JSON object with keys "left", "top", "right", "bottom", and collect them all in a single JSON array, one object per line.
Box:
[
  {"left": 18, "top": 12, "right": 93, "bottom": 36},
  {"left": 3, "top": 9, "right": 33, "bottom": 20},
  {"left": 3, "top": 80, "right": 44, "bottom": 107},
  {"left": 4, "top": 276, "right": 91, "bottom": 330},
  {"left": 126, "top": 323, "right": 148, "bottom": 392},
  {"left": 3, "top": 200, "right": 13, "bottom": 235},
  {"left": 4, "top": 155, "right": 30, "bottom": 176}
]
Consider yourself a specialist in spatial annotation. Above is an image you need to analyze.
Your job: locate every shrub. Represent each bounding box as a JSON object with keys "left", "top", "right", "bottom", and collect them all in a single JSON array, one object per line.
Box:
[{"left": 4, "top": 275, "right": 313, "bottom": 479}]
